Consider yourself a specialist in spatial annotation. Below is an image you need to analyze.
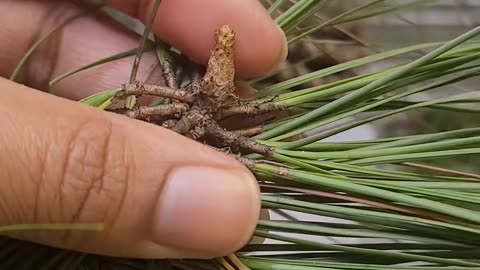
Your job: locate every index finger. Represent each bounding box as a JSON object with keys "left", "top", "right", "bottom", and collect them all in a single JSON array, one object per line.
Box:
[{"left": 104, "top": 0, "right": 288, "bottom": 79}]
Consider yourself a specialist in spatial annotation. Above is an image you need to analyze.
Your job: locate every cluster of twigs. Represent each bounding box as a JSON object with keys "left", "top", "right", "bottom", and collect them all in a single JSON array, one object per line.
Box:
[{"left": 108, "top": 25, "right": 282, "bottom": 161}]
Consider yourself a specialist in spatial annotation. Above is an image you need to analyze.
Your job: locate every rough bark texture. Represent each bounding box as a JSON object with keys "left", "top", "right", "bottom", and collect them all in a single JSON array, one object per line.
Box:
[{"left": 108, "top": 25, "right": 286, "bottom": 160}]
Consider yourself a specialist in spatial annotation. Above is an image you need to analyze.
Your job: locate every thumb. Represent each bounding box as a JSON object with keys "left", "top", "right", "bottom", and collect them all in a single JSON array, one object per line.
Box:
[{"left": 0, "top": 78, "right": 261, "bottom": 259}]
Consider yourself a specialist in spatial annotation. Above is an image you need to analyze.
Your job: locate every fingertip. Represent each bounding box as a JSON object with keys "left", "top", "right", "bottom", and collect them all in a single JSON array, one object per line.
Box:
[
  {"left": 234, "top": 20, "right": 288, "bottom": 78},
  {"left": 151, "top": 0, "right": 287, "bottom": 79},
  {"left": 107, "top": 0, "right": 288, "bottom": 79},
  {"left": 151, "top": 165, "right": 260, "bottom": 256}
]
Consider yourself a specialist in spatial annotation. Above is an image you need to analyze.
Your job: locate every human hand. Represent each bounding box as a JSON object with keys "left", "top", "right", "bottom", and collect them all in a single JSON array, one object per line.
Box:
[{"left": 0, "top": 0, "right": 287, "bottom": 259}]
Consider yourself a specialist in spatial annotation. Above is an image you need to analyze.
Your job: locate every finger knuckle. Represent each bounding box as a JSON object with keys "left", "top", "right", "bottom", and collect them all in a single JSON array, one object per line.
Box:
[{"left": 57, "top": 117, "right": 132, "bottom": 228}]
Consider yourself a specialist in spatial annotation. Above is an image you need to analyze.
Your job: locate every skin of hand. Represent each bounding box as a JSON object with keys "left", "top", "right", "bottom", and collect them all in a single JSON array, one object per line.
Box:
[{"left": 0, "top": 0, "right": 287, "bottom": 259}]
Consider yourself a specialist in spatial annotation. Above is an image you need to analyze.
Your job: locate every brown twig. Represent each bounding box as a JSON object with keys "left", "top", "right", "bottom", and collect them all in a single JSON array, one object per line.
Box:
[
  {"left": 230, "top": 126, "right": 265, "bottom": 137},
  {"left": 121, "top": 82, "right": 195, "bottom": 103},
  {"left": 125, "top": 103, "right": 188, "bottom": 120},
  {"left": 219, "top": 101, "right": 286, "bottom": 118},
  {"left": 129, "top": 0, "right": 163, "bottom": 83},
  {"left": 403, "top": 162, "right": 480, "bottom": 180}
]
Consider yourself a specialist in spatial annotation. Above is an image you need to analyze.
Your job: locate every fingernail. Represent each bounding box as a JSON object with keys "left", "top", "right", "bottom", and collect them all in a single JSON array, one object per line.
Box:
[
  {"left": 249, "top": 209, "right": 270, "bottom": 244},
  {"left": 269, "top": 25, "right": 289, "bottom": 74},
  {"left": 152, "top": 166, "right": 260, "bottom": 256},
  {"left": 234, "top": 80, "right": 257, "bottom": 99}
]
